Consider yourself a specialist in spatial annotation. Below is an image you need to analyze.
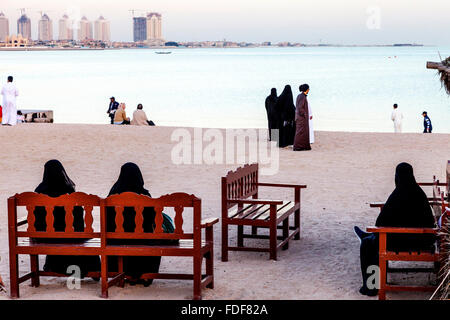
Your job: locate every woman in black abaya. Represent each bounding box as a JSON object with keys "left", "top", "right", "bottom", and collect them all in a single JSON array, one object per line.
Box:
[
  {"left": 354, "top": 162, "right": 436, "bottom": 296},
  {"left": 265, "top": 88, "right": 279, "bottom": 141},
  {"left": 276, "top": 85, "right": 296, "bottom": 147},
  {"left": 33, "top": 160, "right": 101, "bottom": 277},
  {"left": 107, "top": 162, "right": 175, "bottom": 286}
]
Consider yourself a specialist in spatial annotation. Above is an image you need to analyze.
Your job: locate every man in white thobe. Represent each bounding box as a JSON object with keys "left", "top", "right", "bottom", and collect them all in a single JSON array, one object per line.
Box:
[
  {"left": 1, "top": 76, "right": 19, "bottom": 126},
  {"left": 308, "top": 103, "right": 314, "bottom": 144},
  {"left": 391, "top": 103, "right": 403, "bottom": 133}
]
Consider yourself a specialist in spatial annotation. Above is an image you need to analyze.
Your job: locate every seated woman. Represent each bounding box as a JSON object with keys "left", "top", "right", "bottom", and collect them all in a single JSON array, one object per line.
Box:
[
  {"left": 113, "top": 103, "right": 130, "bottom": 125},
  {"left": 106, "top": 162, "right": 175, "bottom": 286},
  {"left": 33, "top": 160, "right": 101, "bottom": 278},
  {"left": 354, "top": 162, "right": 436, "bottom": 296}
]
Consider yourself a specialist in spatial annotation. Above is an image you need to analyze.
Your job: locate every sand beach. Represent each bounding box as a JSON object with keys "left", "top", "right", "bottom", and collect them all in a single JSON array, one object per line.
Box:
[{"left": 0, "top": 124, "right": 449, "bottom": 300}]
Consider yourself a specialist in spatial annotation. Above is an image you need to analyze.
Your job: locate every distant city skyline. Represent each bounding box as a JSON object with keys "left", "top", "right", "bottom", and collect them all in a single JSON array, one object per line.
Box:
[{"left": 0, "top": 0, "right": 450, "bottom": 45}]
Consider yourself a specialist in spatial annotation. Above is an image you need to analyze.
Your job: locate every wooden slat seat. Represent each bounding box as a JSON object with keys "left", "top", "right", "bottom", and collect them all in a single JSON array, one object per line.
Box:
[
  {"left": 100, "top": 192, "right": 218, "bottom": 300},
  {"left": 367, "top": 164, "right": 450, "bottom": 300},
  {"left": 8, "top": 191, "right": 218, "bottom": 300},
  {"left": 221, "top": 163, "right": 306, "bottom": 261}
]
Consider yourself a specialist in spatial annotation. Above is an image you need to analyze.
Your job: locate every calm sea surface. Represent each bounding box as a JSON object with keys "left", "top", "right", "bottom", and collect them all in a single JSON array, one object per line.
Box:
[{"left": 0, "top": 47, "right": 449, "bottom": 132}]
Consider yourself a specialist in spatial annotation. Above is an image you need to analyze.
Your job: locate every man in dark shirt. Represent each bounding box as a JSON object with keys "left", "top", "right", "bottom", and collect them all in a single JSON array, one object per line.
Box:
[
  {"left": 422, "top": 111, "right": 432, "bottom": 133},
  {"left": 107, "top": 97, "right": 119, "bottom": 124}
]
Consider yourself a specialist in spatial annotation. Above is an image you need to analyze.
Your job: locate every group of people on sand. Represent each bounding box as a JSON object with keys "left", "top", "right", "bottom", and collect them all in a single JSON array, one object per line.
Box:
[
  {"left": 18, "top": 158, "right": 442, "bottom": 297},
  {"left": 107, "top": 97, "right": 155, "bottom": 126},
  {"left": 265, "top": 84, "right": 313, "bottom": 151},
  {"left": 31, "top": 160, "right": 174, "bottom": 286}
]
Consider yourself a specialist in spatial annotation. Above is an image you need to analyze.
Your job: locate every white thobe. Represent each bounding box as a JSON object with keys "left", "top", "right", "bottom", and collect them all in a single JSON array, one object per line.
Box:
[
  {"left": 308, "top": 103, "right": 314, "bottom": 144},
  {"left": 391, "top": 109, "right": 403, "bottom": 133},
  {"left": 1, "top": 82, "right": 19, "bottom": 126}
]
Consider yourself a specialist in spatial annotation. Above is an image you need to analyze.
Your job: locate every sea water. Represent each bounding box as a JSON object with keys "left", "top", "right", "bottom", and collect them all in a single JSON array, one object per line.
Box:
[{"left": 0, "top": 46, "right": 449, "bottom": 133}]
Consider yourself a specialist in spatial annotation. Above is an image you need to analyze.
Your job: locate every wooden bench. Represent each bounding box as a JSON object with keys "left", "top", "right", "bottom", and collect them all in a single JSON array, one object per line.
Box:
[
  {"left": 100, "top": 192, "right": 218, "bottom": 300},
  {"left": 221, "top": 163, "right": 306, "bottom": 261},
  {"left": 8, "top": 191, "right": 218, "bottom": 300},
  {"left": 367, "top": 169, "right": 450, "bottom": 300},
  {"left": 8, "top": 192, "right": 102, "bottom": 298}
]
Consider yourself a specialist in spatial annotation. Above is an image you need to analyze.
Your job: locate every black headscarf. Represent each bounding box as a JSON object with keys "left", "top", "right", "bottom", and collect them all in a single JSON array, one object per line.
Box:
[
  {"left": 277, "top": 85, "right": 295, "bottom": 122},
  {"left": 376, "top": 162, "right": 436, "bottom": 251},
  {"left": 107, "top": 163, "right": 154, "bottom": 233},
  {"left": 107, "top": 163, "right": 163, "bottom": 278},
  {"left": 108, "top": 162, "right": 151, "bottom": 197},
  {"left": 34, "top": 160, "right": 84, "bottom": 232},
  {"left": 265, "top": 88, "right": 279, "bottom": 141},
  {"left": 35, "top": 160, "right": 76, "bottom": 197}
]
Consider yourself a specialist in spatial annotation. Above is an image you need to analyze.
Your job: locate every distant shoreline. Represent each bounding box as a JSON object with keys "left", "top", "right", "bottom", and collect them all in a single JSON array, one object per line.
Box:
[{"left": 0, "top": 44, "right": 428, "bottom": 52}]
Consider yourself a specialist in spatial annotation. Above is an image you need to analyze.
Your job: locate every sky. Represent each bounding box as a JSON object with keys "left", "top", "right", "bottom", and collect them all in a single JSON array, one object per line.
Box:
[{"left": 1, "top": 0, "right": 450, "bottom": 45}]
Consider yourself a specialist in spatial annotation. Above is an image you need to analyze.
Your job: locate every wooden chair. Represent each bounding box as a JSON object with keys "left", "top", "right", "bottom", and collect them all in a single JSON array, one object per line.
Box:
[
  {"left": 100, "top": 192, "right": 218, "bottom": 300},
  {"left": 367, "top": 184, "right": 449, "bottom": 300},
  {"left": 221, "top": 163, "right": 306, "bottom": 261},
  {"left": 8, "top": 192, "right": 102, "bottom": 298}
]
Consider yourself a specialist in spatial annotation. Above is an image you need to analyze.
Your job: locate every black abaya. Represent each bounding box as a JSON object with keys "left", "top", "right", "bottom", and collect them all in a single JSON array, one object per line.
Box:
[
  {"left": 276, "top": 85, "right": 296, "bottom": 147},
  {"left": 33, "top": 160, "right": 101, "bottom": 277},
  {"left": 265, "top": 88, "right": 279, "bottom": 141},
  {"left": 107, "top": 162, "right": 175, "bottom": 280},
  {"left": 358, "top": 162, "right": 436, "bottom": 293}
]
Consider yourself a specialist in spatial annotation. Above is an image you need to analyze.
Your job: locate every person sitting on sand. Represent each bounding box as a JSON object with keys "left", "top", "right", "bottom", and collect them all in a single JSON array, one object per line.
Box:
[
  {"left": 131, "top": 104, "right": 155, "bottom": 126},
  {"left": 106, "top": 163, "right": 175, "bottom": 286},
  {"left": 33, "top": 160, "right": 101, "bottom": 278},
  {"left": 354, "top": 162, "right": 436, "bottom": 296},
  {"left": 113, "top": 103, "right": 130, "bottom": 125}
]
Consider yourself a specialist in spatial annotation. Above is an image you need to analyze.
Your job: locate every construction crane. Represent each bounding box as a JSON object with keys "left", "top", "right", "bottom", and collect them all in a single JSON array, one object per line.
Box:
[
  {"left": 18, "top": 8, "right": 30, "bottom": 16},
  {"left": 34, "top": 10, "right": 55, "bottom": 18}
]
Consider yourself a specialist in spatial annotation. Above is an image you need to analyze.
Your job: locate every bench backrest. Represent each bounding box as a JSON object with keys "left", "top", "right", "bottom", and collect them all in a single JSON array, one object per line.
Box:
[
  {"left": 221, "top": 163, "right": 259, "bottom": 209},
  {"left": 8, "top": 192, "right": 101, "bottom": 241},
  {"left": 101, "top": 192, "right": 202, "bottom": 245}
]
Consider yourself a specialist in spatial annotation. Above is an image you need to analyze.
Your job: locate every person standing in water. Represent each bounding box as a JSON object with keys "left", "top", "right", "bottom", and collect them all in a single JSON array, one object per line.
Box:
[
  {"left": 1, "top": 76, "right": 19, "bottom": 126},
  {"left": 293, "top": 84, "right": 311, "bottom": 151},
  {"left": 391, "top": 104, "right": 403, "bottom": 133},
  {"left": 422, "top": 111, "right": 432, "bottom": 133},
  {"left": 265, "top": 88, "right": 279, "bottom": 141}
]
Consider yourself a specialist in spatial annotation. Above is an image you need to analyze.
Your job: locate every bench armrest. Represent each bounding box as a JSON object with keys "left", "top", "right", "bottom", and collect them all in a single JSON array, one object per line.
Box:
[
  {"left": 201, "top": 218, "right": 219, "bottom": 228},
  {"left": 369, "top": 202, "right": 384, "bottom": 208},
  {"left": 227, "top": 198, "right": 284, "bottom": 205},
  {"left": 258, "top": 182, "right": 307, "bottom": 189},
  {"left": 418, "top": 182, "right": 447, "bottom": 187},
  {"left": 366, "top": 226, "right": 438, "bottom": 234}
]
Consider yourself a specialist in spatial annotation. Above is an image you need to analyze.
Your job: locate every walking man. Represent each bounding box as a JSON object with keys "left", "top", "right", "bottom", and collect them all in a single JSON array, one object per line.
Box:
[
  {"left": 391, "top": 103, "right": 403, "bottom": 133},
  {"left": 1, "top": 76, "right": 19, "bottom": 126},
  {"left": 422, "top": 111, "right": 432, "bottom": 133}
]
